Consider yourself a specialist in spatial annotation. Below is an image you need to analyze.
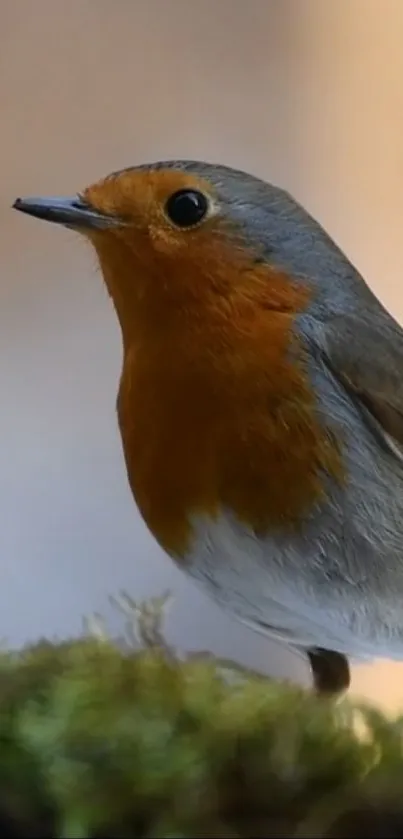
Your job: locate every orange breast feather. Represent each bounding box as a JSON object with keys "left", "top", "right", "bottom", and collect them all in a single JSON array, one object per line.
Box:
[{"left": 113, "top": 249, "right": 343, "bottom": 558}]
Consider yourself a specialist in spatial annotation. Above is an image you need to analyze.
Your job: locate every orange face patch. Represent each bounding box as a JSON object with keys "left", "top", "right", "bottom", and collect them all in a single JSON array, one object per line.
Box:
[
  {"left": 80, "top": 167, "right": 344, "bottom": 557},
  {"left": 83, "top": 167, "right": 220, "bottom": 254}
]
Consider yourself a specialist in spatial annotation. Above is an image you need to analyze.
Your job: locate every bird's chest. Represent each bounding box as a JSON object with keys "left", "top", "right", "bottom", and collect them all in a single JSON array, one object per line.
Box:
[{"left": 116, "top": 330, "right": 343, "bottom": 561}]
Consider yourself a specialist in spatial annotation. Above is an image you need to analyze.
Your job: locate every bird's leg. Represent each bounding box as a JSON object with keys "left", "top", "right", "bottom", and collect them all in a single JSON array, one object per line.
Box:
[{"left": 308, "top": 647, "right": 350, "bottom": 697}]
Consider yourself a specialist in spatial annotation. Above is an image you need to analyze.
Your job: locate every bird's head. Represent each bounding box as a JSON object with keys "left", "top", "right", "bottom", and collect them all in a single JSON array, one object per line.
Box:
[{"left": 13, "top": 160, "right": 360, "bottom": 345}]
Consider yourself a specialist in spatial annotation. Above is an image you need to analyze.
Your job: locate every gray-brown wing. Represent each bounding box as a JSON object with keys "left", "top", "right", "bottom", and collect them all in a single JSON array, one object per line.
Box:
[{"left": 322, "top": 312, "right": 403, "bottom": 452}]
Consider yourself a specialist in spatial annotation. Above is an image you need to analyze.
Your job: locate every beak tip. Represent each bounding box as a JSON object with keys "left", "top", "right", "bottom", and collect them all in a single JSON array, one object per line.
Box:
[{"left": 11, "top": 194, "right": 118, "bottom": 230}]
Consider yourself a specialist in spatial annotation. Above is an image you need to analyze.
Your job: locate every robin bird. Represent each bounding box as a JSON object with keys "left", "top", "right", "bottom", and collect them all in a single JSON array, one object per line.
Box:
[{"left": 13, "top": 160, "right": 403, "bottom": 697}]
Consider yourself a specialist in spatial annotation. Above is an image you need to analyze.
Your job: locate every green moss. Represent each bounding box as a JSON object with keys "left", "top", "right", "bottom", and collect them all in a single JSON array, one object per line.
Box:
[{"left": 0, "top": 604, "right": 402, "bottom": 837}]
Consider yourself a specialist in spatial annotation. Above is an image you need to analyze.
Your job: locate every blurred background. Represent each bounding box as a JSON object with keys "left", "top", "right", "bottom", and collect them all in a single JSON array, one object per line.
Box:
[{"left": 1, "top": 0, "right": 403, "bottom": 710}]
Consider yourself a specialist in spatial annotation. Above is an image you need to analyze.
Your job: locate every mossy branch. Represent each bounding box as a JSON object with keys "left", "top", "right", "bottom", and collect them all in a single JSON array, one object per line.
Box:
[{"left": 0, "top": 591, "right": 402, "bottom": 838}]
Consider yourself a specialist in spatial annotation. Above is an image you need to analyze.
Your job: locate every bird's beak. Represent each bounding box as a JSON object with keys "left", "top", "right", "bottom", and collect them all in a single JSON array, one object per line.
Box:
[{"left": 12, "top": 195, "right": 121, "bottom": 231}]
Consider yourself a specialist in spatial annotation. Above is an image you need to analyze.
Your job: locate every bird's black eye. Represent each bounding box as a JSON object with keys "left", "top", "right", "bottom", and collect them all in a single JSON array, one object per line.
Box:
[{"left": 165, "top": 189, "right": 209, "bottom": 228}]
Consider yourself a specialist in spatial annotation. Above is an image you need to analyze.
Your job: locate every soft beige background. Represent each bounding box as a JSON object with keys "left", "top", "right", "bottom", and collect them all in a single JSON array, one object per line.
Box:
[{"left": 1, "top": 0, "right": 403, "bottom": 710}]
